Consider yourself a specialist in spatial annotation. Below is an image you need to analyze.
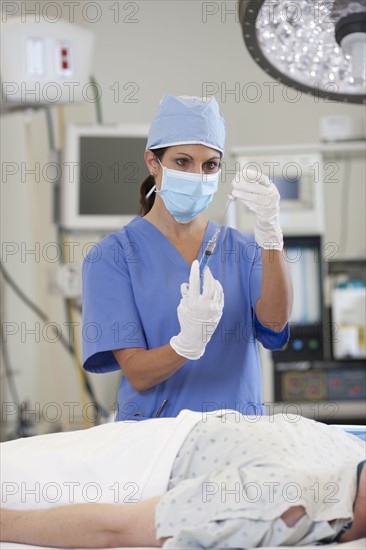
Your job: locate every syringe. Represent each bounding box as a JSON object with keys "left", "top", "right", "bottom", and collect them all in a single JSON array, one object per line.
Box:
[
  {"left": 199, "top": 225, "right": 221, "bottom": 276},
  {"left": 199, "top": 194, "right": 236, "bottom": 278}
]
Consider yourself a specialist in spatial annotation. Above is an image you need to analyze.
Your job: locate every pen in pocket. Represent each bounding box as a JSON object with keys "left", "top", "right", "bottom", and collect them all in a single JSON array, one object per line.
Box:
[{"left": 155, "top": 399, "right": 168, "bottom": 418}]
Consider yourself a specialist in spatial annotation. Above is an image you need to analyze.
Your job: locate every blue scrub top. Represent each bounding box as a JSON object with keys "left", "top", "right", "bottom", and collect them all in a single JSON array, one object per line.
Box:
[{"left": 82, "top": 217, "right": 289, "bottom": 420}]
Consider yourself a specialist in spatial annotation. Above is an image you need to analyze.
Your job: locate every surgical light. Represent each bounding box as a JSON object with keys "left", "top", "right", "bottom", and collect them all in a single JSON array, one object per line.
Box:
[{"left": 238, "top": 0, "right": 366, "bottom": 104}]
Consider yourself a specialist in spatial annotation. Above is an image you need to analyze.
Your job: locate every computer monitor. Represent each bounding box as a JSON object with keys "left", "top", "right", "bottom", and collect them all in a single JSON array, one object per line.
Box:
[{"left": 60, "top": 124, "right": 150, "bottom": 231}]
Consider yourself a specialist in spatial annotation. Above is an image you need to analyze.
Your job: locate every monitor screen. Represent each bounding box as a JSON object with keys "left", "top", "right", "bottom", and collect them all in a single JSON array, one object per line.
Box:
[
  {"left": 60, "top": 124, "right": 150, "bottom": 231},
  {"left": 272, "top": 176, "right": 300, "bottom": 201},
  {"left": 79, "top": 136, "right": 149, "bottom": 216}
]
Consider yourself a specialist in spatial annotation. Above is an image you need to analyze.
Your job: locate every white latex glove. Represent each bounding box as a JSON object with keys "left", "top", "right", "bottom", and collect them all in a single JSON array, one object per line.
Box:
[
  {"left": 170, "top": 260, "right": 224, "bottom": 360},
  {"left": 231, "top": 168, "right": 284, "bottom": 250}
]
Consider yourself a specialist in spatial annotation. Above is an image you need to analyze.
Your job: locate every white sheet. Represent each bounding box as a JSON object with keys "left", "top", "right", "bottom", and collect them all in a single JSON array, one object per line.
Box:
[
  {"left": 0, "top": 538, "right": 365, "bottom": 549},
  {"left": 1, "top": 410, "right": 202, "bottom": 509}
]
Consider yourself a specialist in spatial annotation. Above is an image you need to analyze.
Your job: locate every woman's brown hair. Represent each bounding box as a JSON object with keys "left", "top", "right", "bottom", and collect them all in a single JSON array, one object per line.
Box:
[{"left": 139, "top": 147, "right": 167, "bottom": 216}]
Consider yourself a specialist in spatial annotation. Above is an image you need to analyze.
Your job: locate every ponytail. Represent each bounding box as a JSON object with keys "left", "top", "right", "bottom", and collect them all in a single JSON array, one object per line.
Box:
[
  {"left": 139, "top": 175, "right": 156, "bottom": 216},
  {"left": 138, "top": 147, "right": 167, "bottom": 216}
]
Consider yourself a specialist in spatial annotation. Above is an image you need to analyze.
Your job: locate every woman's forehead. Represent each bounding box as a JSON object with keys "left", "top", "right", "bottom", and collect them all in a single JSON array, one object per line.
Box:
[{"left": 165, "top": 144, "right": 221, "bottom": 158}]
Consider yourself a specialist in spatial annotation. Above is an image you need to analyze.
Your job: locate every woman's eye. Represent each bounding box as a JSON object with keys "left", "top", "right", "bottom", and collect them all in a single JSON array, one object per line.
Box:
[
  {"left": 204, "top": 162, "right": 219, "bottom": 172},
  {"left": 175, "top": 158, "right": 188, "bottom": 167}
]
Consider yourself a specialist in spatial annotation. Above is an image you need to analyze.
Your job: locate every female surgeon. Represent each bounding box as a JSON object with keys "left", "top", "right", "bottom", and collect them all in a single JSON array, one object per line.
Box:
[{"left": 81, "top": 95, "right": 293, "bottom": 420}]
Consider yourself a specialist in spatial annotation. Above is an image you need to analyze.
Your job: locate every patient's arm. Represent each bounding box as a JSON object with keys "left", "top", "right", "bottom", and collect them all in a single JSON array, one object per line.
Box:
[
  {"left": 0, "top": 496, "right": 167, "bottom": 549},
  {"left": 339, "top": 463, "right": 366, "bottom": 543}
]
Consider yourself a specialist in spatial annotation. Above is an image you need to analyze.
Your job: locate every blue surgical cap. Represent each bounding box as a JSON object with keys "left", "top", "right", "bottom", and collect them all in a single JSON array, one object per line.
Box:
[{"left": 146, "top": 95, "right": 226, "bottom": 154}]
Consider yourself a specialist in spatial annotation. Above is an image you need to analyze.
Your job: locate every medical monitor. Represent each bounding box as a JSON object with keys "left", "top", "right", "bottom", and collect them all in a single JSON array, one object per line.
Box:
[{"left": 60, "top": 124, "right": 150, "bottom": 231}]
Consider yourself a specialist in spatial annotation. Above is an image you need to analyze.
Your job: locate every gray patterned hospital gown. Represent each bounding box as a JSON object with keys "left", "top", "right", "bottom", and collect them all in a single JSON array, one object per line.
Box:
[{"left": 155, "top": 412, "right": 365, "bottom": 548}]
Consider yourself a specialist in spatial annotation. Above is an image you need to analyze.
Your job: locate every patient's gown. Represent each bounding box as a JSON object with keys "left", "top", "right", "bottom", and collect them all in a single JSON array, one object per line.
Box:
[{"left": 155, "top": 411, "right": 365, "bottom": 548}]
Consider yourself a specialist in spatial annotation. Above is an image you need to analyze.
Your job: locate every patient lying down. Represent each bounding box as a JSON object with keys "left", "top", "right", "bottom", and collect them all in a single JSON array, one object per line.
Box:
[{"left": 0, "top": 410, "right": 365, "bottom": 548}]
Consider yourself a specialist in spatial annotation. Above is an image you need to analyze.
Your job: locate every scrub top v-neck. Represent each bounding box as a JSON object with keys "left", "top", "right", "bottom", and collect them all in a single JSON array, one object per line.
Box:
[
  {"left": 139, "top": 216, "right": 213, "bottom": 270},
  {"left": 82, "top": 216, "right": 289, "bottom": 420}
]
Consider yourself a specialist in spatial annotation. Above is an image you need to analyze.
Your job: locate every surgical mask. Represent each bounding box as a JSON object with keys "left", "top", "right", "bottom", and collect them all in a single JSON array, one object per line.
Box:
[{"left": 149, "top": 160, "right": 220, "bottom": 224}]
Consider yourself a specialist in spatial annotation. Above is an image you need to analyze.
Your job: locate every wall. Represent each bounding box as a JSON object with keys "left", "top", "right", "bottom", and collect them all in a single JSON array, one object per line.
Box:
[{"left": 1, "top": 0, "right": 365, "bottom": 436}]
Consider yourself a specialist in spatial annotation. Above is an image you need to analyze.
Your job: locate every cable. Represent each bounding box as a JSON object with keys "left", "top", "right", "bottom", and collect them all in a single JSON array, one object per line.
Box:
[
  {"left": 89, "top": 75, "right": 103, "bottom": 124},
  {"left": 0, "top": 260, "right": 109, "bottom": 420},
  {"left": 0, "top": 262, "right": 48, "bottom": 324},
  {"left": 57, "top": 225, "right": 94, "bottom": 425},
  {"left": 0, "top": 257, "right": 33, "bottom": 438},
  {"left": 44, "top": 107, "right": 56, "bottom": 150},
  {"left": 57, "top": 105, "right": 65, "bottom": 148},
  {"left": 1, "top": 324, "right": 33, "bottom": 439},
  {"left": 0, "top": 261, "right": 72, "bottom": 355},
  {"left": 0, "top": 313, "right": 21, "bottom": 407}
]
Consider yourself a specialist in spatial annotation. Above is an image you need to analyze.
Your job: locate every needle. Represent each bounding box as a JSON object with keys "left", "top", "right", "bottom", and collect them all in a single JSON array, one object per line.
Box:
[{"left": 198, "top": 194, "right": 237, "bottom": 280}]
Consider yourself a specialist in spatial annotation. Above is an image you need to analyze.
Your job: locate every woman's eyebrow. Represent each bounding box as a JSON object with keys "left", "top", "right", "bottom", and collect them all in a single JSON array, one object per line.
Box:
[
  {"left": 176, "top": 152, "right": 221, "bottom": 160},
  {"left": 176, "top": 152, "right": 193, "bottom": 158}
]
